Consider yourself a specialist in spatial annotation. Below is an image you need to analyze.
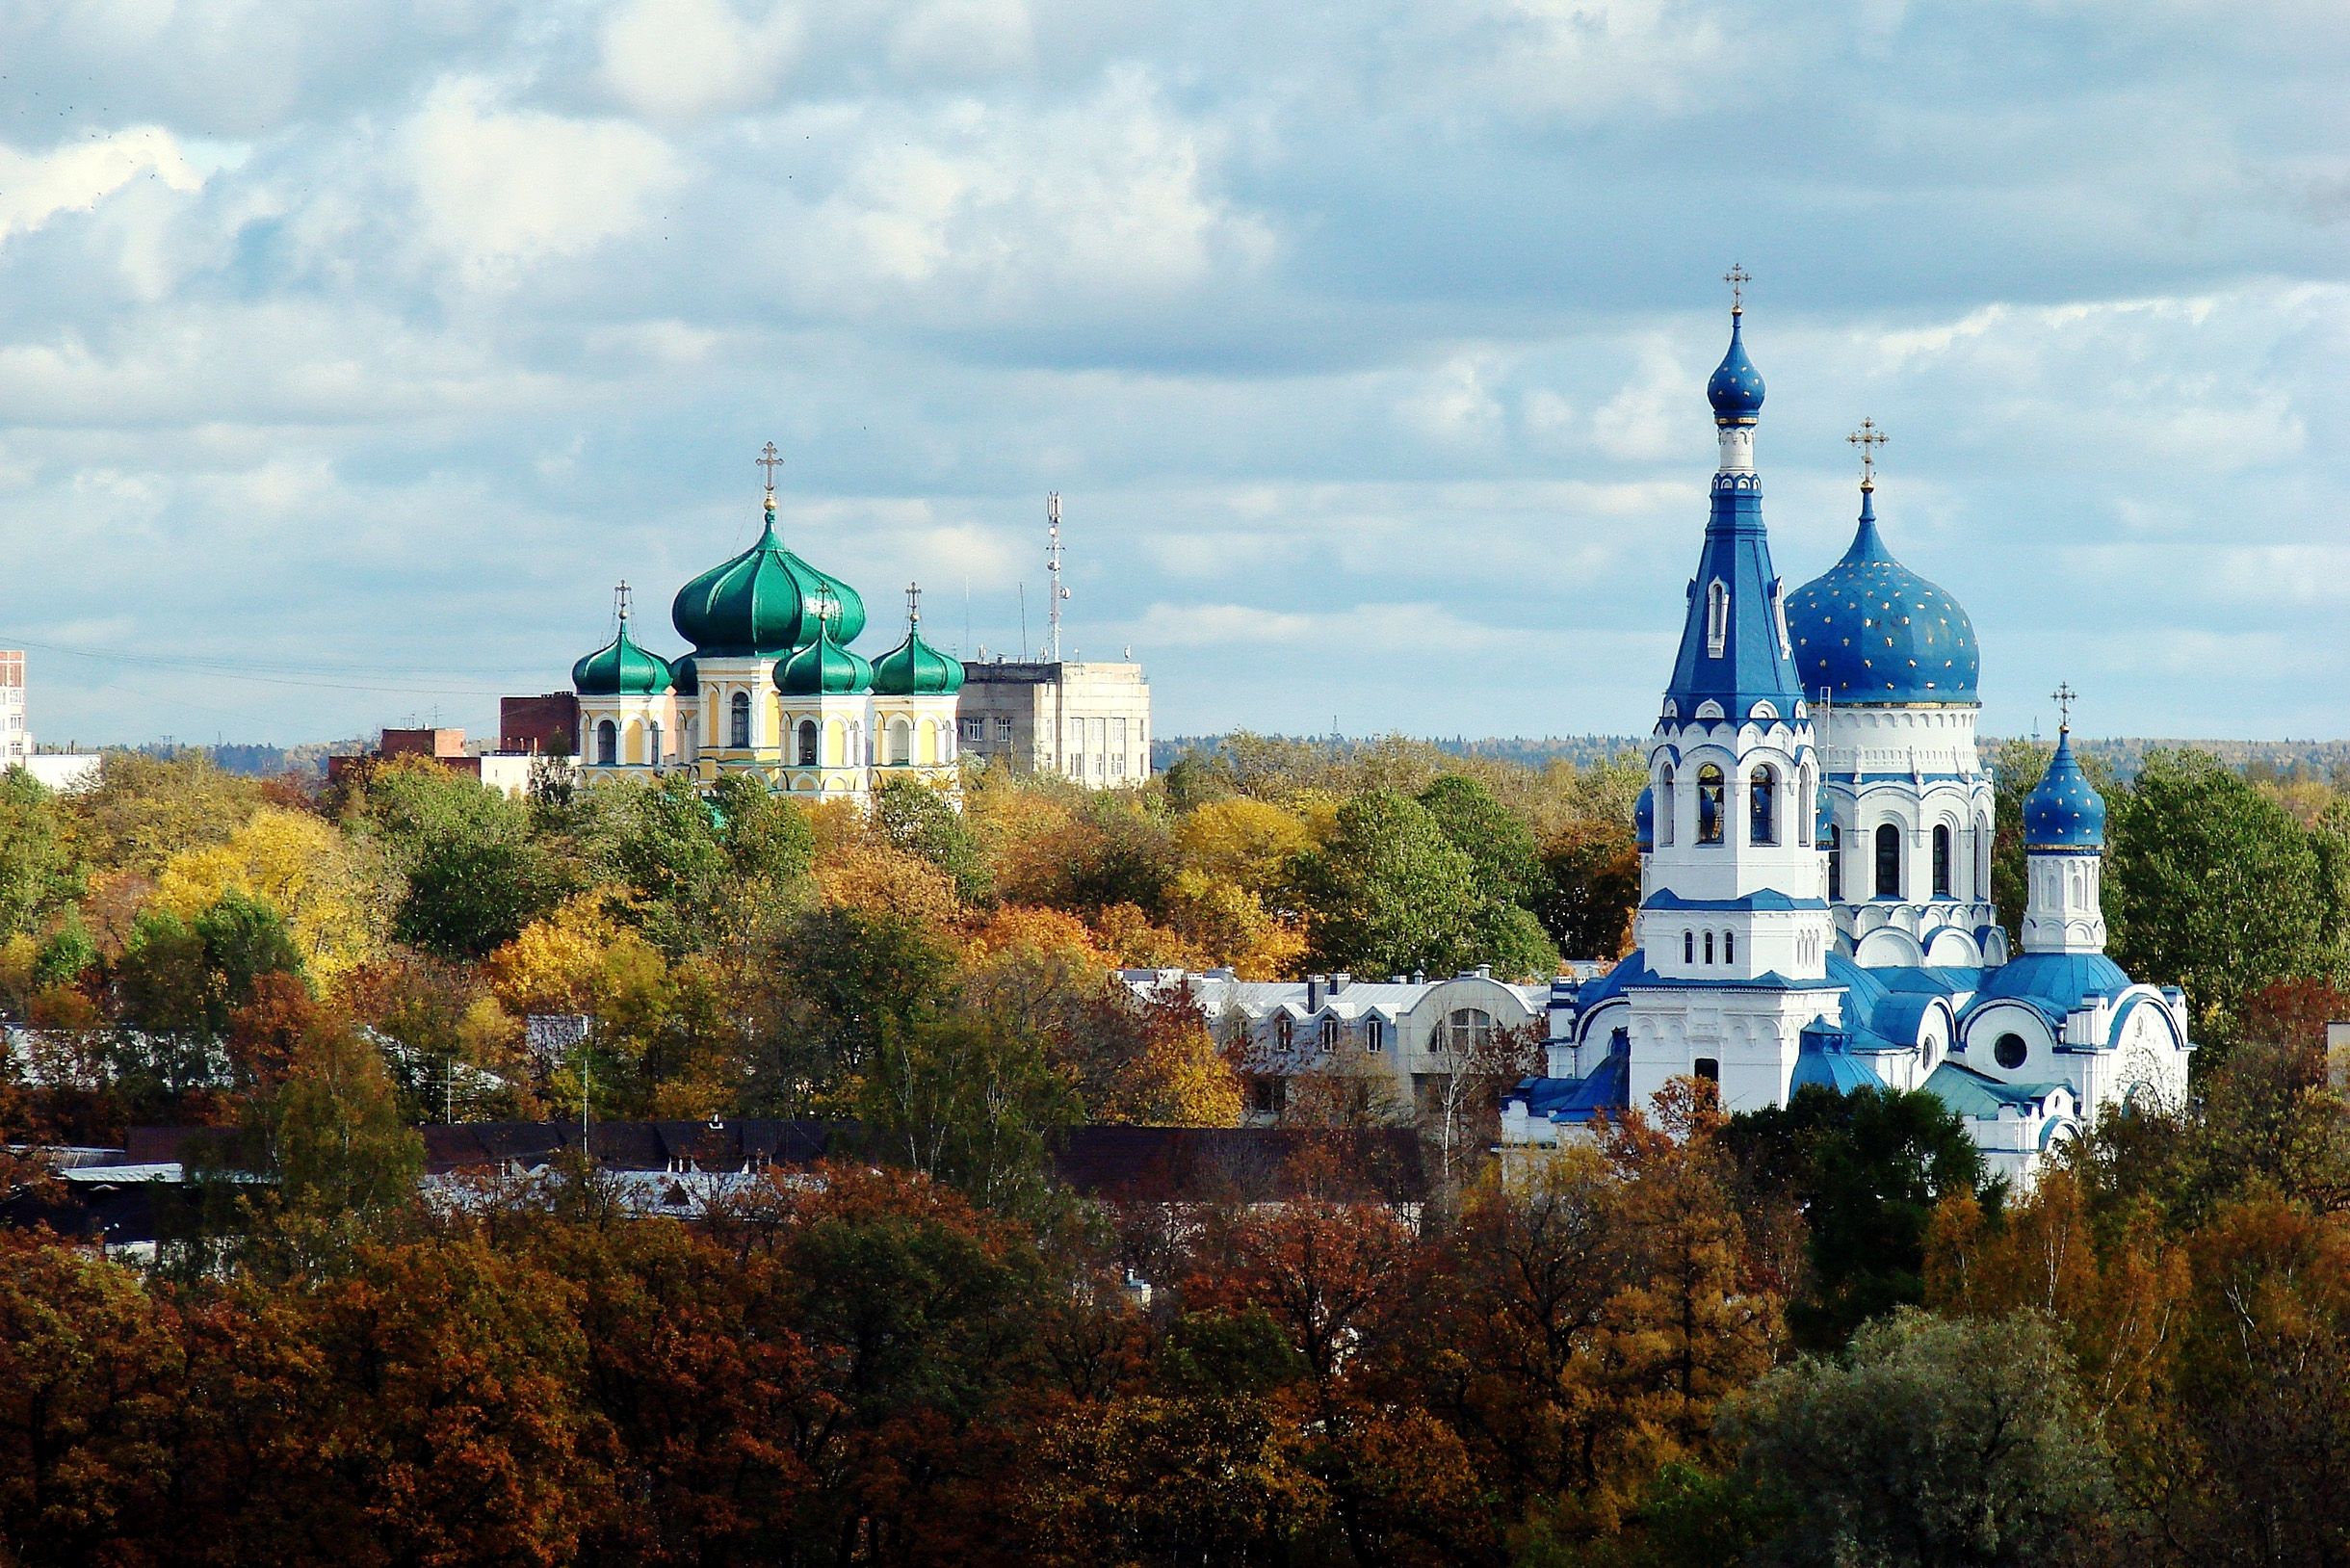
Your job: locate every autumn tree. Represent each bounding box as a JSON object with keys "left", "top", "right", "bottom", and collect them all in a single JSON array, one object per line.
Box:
[{"left": 1292, "top": 788, "right": 1482, "bottom": 979}]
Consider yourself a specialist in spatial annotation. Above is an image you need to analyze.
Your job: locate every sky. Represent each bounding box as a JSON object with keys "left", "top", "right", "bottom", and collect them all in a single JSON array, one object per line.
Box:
[{"left": 0, "top": 0, "right": 2345, "bottom": 748}]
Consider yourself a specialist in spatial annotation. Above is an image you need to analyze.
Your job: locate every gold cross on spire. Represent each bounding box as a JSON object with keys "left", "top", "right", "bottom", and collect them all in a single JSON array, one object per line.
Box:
[
  {"left": 1848, "top": 417, "right": 1888, "bottom": 490},
  {"left": 2051, "top": 682, "right": 2076, "bottom": 730},
  {"left": 906, "top": 582, "right": 922, "bottom": 625},
  {"left": 1723, "top": 262, "right": 1750, "bottom": 315},
  {"left": 756, "top": 441, "right": 783, "bottom": 494}
]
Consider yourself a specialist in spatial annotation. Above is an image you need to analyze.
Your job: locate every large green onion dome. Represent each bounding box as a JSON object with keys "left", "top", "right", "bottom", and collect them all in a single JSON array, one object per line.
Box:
[
  {"left": 572, "top": 612, "right": 674, "bottom": 695},
  {"left": 870, "top": 588, "right": 965, "bottom": 695},
  {"left": 671, "top": 495, "right": 867, "bottom": 658},
  {"left": 776, "top": 608, "right": 872, "bottom": 695}
]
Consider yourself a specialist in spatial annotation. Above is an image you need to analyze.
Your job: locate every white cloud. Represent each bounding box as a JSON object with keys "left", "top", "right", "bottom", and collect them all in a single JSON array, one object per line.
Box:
[
  {"left": 405, "top": 77, "right": 685, "bottom": 278},
  {"left": 599, "top": 0, "right": 802, "bottom": 119},
  {"left": 0, "top": 127, "right": 205, "bottom": 247}
]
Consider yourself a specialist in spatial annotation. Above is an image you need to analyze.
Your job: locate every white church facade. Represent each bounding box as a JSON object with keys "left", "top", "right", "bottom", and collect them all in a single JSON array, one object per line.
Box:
[{"left": 1502, "top": 300, "right": 2194, "bottom": 1187}]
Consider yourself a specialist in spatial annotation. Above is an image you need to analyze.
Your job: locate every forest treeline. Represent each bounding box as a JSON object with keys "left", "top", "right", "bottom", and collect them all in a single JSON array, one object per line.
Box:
[{"left": 0, "top": 736, "right": 2345, "bottom": 1564}]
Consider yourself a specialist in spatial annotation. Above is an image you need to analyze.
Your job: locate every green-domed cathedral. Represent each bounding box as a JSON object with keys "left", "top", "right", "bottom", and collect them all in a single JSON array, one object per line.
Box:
[{"left": 567, "top": 468, "right": 964, "bottom": 797}]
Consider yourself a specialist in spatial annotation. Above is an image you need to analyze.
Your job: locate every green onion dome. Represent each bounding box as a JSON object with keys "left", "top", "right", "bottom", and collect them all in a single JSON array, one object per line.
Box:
[
  {"left": 572, "top": 613, "right": 674, "bottom": 696},
  {"left": 870, "top": 591, "right": 965, "bottom": 695},
  {"left": 775, "top": 608, "right": 872, "bottom": 696},
  {"left": 671, "top": 495, "right": 867, "bottom": 658}
]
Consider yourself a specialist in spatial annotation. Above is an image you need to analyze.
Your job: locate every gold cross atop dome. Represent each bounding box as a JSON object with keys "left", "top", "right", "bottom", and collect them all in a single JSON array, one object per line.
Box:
[
  {"left": 1848, "top": 418, "right": 1888, "bottom": 489},
  {"left": 1723, "top": 262, "right": 1750, "bottom": 315},
  {"left": 905, "top": 582, "right": 922, "bottom": 624},
  {"left": 2051, "top": 682, "right": 2076, "bottom": 730},
  {"left": 756, "top": 441, "right": 784, "bottom": 494}
]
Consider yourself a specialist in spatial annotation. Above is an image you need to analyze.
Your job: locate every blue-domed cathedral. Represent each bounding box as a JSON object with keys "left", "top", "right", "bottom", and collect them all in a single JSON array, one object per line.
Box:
[
  {"left": 565, "top": 460, "right": 965, "bottom": 797},
  {"left": 1503, "top": 293, "right": 2195, "bottom": 1184}
]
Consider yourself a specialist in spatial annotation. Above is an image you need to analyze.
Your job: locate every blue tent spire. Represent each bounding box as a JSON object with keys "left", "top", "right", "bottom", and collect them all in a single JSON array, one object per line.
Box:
[{"left": 1662, "top": 306, "right": 1804, "bottom": 719}]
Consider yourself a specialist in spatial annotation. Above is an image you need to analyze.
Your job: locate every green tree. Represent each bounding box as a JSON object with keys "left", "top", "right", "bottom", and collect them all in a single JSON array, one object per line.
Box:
[
  {"left": 755, "top": 905, "right": 959, "bottom": 1114},
  {"left": 1419, "top": 773, "right": 1545, "bottom": 906},
  {"left": 114, "top": 889, "right": 304, "bottom": 1037},
  {"left": 859, "top": 1013, "right": 1076, "bottom": 1215},
  {"left": 1726, "top": 1310, "right": 2109, "bottom": 1568},
  {"left": 2105, "top": 749, "right": 2330, "bottom": 1049},
  {"left": 0, "top": 768, "right": 78, "bottom": 939},
  {"left": 1292, "top": 788, "right": 1481, "bottom": 978},
  {"left": 1536, "top": 820, "right": 1641, "bottom": 960},
  {"left": 710, "top": 771, "right": 816, "bottom": 888},
  {"left": 1467, "top": 899, "right": 1562, "bottom": 981},
  {"left": 1722, "top": 1085, "right": 1990, "bottom": 1348},
  {"left": 874, "top": 774, "right": 993, "bottom": 903},
  {"left": 352, "top": 758, "right": 558, "bottom": 958},
  {"left": 273, "top": 1018, "right": 425, "bottom": 1218}
]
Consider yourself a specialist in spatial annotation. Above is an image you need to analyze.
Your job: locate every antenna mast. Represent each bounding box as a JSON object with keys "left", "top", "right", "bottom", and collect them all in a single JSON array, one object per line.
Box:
[{"left": 1045, "top": 493, "right": 1070, "bottom": 662}]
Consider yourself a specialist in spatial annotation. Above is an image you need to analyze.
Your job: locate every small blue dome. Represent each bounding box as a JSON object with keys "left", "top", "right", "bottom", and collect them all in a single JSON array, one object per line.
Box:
[
  {"left": 1634, "top": 785, "right": 1655, "bottom": 851},
  {"left": 1815, "top": 786, "right": 1835, "bottom": 844},
  {"left": 1707, "top": 316, "right": 1765, "bottom": 426},
  {"left": 2023, "top": 729, "right": 2105, "bottom": 851},
  {"left": 1786, "top": 486, "right": 1979, "bottom": 705}
]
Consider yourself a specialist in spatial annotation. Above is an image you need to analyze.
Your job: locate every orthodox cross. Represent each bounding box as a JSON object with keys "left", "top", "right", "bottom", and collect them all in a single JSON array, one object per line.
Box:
[
  {"left": 614, "top": 580, "right": 632, "bottom": 622},
  {"left": 1723, "top": 262, "right": 1750, "bottom": 315},
  {"left": 2050, "top": 682, "right": 2076, "bottom": 730},
  {"left": 1848, "top": 418, "right": 1887, "bottom": 488},
  {"left": 906, "top": 582, "right": 923, "bottom": 626},
  {"left": 756, "top": 441, "right": 784, "bottom": 493}
]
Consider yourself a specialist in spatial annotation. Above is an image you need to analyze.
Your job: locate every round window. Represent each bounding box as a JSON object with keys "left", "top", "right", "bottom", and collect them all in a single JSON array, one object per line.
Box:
[{"left": 1994, "top": 1032, "right": 2027, "bottom": 1070}]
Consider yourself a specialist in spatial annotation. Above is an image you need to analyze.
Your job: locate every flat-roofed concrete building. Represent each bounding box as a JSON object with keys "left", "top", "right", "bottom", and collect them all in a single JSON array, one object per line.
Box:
[{"left": 953, "top": 659, "right": 1152, "bottom": 786}]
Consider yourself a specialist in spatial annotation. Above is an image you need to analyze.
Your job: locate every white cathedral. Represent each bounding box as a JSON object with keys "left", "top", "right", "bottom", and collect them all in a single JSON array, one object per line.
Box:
[{"left": 1502, "top": 298, "right": 2194, "bottom": 1185}]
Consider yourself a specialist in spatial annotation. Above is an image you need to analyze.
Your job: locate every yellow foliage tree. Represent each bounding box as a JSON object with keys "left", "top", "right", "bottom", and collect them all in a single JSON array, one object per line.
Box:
[
  {"left": 151, "top": 806, "right": 388, "bottom": 987},
  {"left": 1090, "top": 902, "right": 1203, "bottom": 970},
  {"left": 1172, "top": 797, "right": 1312, "bottom": 893},
  {"left": 483, "top": 890, "right": 665, "bottom": 1017},
  {"left": 816, "top": 841, "right": 965, "bottom": 930}
]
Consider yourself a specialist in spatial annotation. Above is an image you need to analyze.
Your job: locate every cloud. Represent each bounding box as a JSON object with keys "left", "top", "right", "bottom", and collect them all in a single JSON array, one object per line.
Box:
[
  {"left": 404, "top": 77, "right": 685, "bottom": 278},
  {"left": 599, "top": 0, "right": 802, "bottom": 119},
  {"left": 0, "top": 127, "right": 205, "bottom": 247}
]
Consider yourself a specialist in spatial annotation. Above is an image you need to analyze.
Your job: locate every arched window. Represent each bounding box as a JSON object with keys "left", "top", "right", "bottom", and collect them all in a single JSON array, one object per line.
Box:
[
  {"left": 1693, "top": 1057, "right": 1720, "bottom": 1084},
  {"left": 1933, "top": 824, "right": 1952, "bottom": 899},
  {"left": 1875, "top": 823, "right": 1901, "bottom": 899},
  {"left": 1724, "top": 929, "right": 1736, "bottom": 964},
  {"left": 1704, "top": 930, "right": 1714, "bottom": 964},
  {"left": 1684, "top": 929, "right": 1694, "bottom": 964},
  {"left": 729, "top": 691, "right": 750, "bottom": 748},
  {"left": 1319, "top": 1016, "right": 1340, "bottom": 1051},
  {"left": 595, "top": 719, "right": 616, "bottom": 766},
  {"left": 1446, "top": 1008, "right": 1494, "bottom": 1054},
  {"left": 1697, "top": 765, "right": 1726, "bottom": 844},
  {"left": 1658, "top": 766, "right": 1676, "bottom": 848},
  {"left": 1828, "top": 824, "right": 1843, "bottom": 902},
  {"left": 796, "top": 719, "right": 818, "bottom": 766},
  {"left": 1749, "top": 765, "right": 1777, "bottom": 845},
  {"left": 888, "top": 717, "right": 912, "bottom": 766},
  {"left": 1366, "top": 1019, "right": 1385, "bottom": 1053},
  {"left": 1706, "top": 579, "right": 1729, "bottom": 656}
]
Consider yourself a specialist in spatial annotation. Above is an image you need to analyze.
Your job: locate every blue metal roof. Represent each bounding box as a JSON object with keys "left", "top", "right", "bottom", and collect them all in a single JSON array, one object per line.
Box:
[
  {"left": 1707, "top": 315, "right": 1765, "bottom": 425},
  {"left": 1785, "top": 485, "right": 1979, "bottom": 707},
  {"left": 1969, "top": 951, "right": 2131, "bottom": 1023},
  {"left": 1923, "top": 1060, "right": 2068, "bottom": 1120},
  {"left": 1643, "top": 888, "right": 1830, "bottom": 912},
  {"left": 1792, "top": 1022, "right": 1886, "bottom": 1093},
  {"left": 1509, "top": 1050, "right": 1632, "bottom": 1124},
  {"left": 2023, "top": 729, "right": 2105, "bottom": 850}
]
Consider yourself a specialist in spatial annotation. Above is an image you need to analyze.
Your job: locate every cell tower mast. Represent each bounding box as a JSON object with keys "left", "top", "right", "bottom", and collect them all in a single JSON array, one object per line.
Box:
[{"left": 1045, "top": 492, "right": 1067, "bottom": 662}]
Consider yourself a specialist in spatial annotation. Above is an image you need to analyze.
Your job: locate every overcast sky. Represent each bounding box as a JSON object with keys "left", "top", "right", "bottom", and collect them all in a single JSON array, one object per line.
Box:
[{"left": 0, "top": 0, "right": 2343, "bottom": 747}]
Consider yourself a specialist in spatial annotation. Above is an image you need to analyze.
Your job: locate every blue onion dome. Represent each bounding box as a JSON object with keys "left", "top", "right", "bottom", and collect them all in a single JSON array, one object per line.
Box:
[
  {"left": 870, "top": 594, "right": 965, "bottom": 696},
  {"left": 1785, "top": 484, "right": 1979, "bottom": 705},
  {"left": 1707, "top": 314, "right": 1765, "bottom": 426},
  {"left": 775, "top": 607, "right": 872, "bottom": 696},
  {"left": 1815, "top": 785, "right": 1835, "bottom": 845},
  {"left": 1634, "top": 784, "right": 1655, "bottom": 851},
  {"left": 671, "top": 494, "right": 867, "bottom": 658},
  {"left": 572, "top": 613, "right": 673, "bottom": 696},
  {"left": 2023, "top": 728, "right": 2105, "bottom": 851}
]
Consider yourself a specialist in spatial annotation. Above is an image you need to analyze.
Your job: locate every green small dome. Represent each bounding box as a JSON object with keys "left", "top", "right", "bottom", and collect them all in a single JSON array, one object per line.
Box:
[
  {"left": 871, "top": 599, "right": 965, "bottom": 695},
  {"left": 572, "top": 614, "right": 674, "bottom": 696},
  {"left": 671, "top": 496, "right": 867, "bottom": 658},
  {"left": 776, "top": 609, "right": 872, "bottom": 695}
]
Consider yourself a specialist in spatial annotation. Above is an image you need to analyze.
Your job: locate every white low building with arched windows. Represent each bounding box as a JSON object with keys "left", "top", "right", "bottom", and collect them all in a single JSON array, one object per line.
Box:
[
  {"left": 1118, "top": 967, "right": 1557, "bottom": 1124},
  {"left": 1501, "top": 305, "right": 2193, "bottom": 1188}
]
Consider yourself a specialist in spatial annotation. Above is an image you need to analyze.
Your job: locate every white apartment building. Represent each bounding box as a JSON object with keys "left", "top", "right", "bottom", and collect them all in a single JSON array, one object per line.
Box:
[{"left": 956, "top": 660, "right": 1153, "bottom": 786}]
